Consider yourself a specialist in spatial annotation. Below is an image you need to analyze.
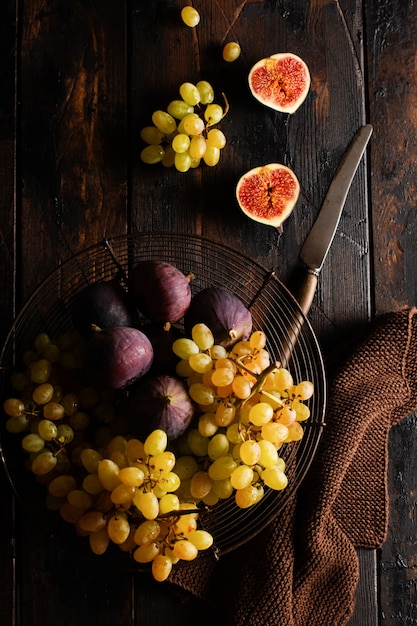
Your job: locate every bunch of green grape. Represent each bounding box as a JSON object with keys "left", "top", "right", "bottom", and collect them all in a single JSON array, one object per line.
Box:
[
  {"left": 140, "top": 80, "right": 228, "bottom": 172},
  {"left": 171, "top": 324, "right": 314, "bottom": 509}
]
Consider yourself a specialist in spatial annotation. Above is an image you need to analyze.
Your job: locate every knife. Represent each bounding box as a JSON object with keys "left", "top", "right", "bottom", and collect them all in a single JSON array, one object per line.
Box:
[{"left": 295, "top": 123, "right": 373, "bottom": 316}]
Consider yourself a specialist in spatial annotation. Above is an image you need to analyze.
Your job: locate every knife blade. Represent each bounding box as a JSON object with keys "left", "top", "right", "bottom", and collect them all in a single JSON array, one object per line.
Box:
[{"left": 295, "top": 123, "right": 373, "bottom": 316}]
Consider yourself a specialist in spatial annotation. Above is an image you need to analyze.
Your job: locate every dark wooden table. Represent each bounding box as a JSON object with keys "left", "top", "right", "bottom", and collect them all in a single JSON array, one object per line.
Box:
[{"left": 1, "top": 1, "right": 416, "bottom": 624}]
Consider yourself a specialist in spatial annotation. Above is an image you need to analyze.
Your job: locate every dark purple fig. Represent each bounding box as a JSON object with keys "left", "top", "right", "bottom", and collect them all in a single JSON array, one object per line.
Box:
[
  {"left": 129, "top": 261, "right": 194, "bottom": 325},
  {"left": 141, "top": 323, "right": 184, "bottom": 375},
  {"left": 71, "top": 279, "right": 137, "bottom": 338},
  {"left": 184, "top": 286, "right": 252, "bottom": 349},
  {"left": 127, "top": 374, "right": 194, "bottom": 440},
  {"left": 84, "top": 326, "right": 153, "bottom": 389}
]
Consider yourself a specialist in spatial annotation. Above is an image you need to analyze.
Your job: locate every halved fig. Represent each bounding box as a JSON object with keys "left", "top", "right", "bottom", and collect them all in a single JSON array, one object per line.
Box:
[
  {"left": 248, "top": 52, "right": 310, "bottom": 114},
  {"left": 236, "top": 163, "right": 300, "bottom": 228}
]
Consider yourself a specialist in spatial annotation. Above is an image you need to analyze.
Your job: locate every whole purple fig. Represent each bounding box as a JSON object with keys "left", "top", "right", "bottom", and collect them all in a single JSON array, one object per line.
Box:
[
  {"left": 84, "top": 326, "right": 153, "bottom": 389},
  {"left": 129, "top": 261, "right": 193, "bottom": 325},
  {"left": 127, "top": 374, "right": 195, "bottom": 440},
  {"left": 71, "top": 278, "right": 137, "bottom": 338},
  {"left": 184, "top": 286, "right": 252, "bottom": 349}
]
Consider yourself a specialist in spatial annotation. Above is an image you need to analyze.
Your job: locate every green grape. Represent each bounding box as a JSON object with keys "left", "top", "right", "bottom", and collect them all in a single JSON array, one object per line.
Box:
[
  {"left": 56, "top": 423, "right": 74, "bottom": 444},
  {"left": 174, "top": 151, "right": 192, "bottom": 172},
  {"left": 152, "top": 554, "right": 173, "bottom": 582},
  {"left": 48, "top": 474, "right": 77, "bottom": 498},
  {"left": 214, "top": 402, "right": 235, "bottom": 427},
  {"left": 232, "top": 375, "right": 252, "bottom": 399},
  {"left": 89, "top": 527, "right": 110, "bottom": 555},
  {"left": 43, "top": 344, "right": 60, "bottom": 363},
  {"left": 272, "top": 368, "right": 294, "bottom": 394},
  {"left": 211, "top": 367, "right": 234, "bottom": 387},
  {"left": 187, "top": 428, "right": 209, "bottom": 457},
  {"left": 190, "top": 155, "right": 200, "bottom": 168},
  {"left": 67, "top": 489, "right": 93, "bottom": 511},
  {"left": 173, "top": 538, "right": 198, "bottom": 561},
  {"left": 82, "top": 473, "right": 105, "bottom": 495},
  {"left": 167, "top": 99, "right": 194, "bottom": 119},
  {"left": 98, "top": 458, "right": 121, "bottom": 491},
  {"left": 261, "top": 466, "right": 288, "bottom": 490},
  {"left": 172, "top": 338, "right": 199, "bottom": 360},
  {"left": 110, "top": 483, "right": 136, "bottom": 505},
  {"left": 107, "top": 434, "right": 128, "bottom": 454},
  {"left": 293, "top": 400, "right": 311, "bottom": 422},
  {"left": 134, "top": 520, "right": 161, "bottom": 545},
  {"left": 172, "top": 133, "right": 191, "bottom": 154},
  {"left": 144, "top": 429, "right": 167, "bottom": 456},
  {"left": 22, "top": 433, "right": 45, "bottom": 453},
  {"left": 34, "top": 332, "right": 51, "bottom": 353},
  {"left": 239, "top": 440, "right": 261, "bottom": 466},
  {"left": 204, "top": 104, "right": 224, "bottom": 125},
  {"left": 141, "top": 144, "right": 165, "bottom": 164},
  {"left": 211, "top": 477, "right": 233, "bottom": 499},
  {"left": 174, "top": 455, "right": 198, "bottom": 480},
  {"left": 180, "top": 6, "right": 200, "bottom": 27},
  {"left": 179, "top": 82, "right": 201, "bottom": 106},
  {"left": 230, "top": 464, "right": 254, "bottom": 490},
  {"left": 198, "top": 412, "right": 218, "bottom": 437},
  {"left": 6, "top": 414, "right": 29, "bottom": 433},
  {"left": 186, "top": 529, "right": 213, "bottom": 550},
  {"left": 208, "top": 455, "right": 237, "bottom": 481},
  {"left": 81, "top": 448, "right": 103, "bottom": 473},
  {"left": 207, "top": 433, "right": 229, "bottom": 460},
  {"left": 3, "top": 397, "right": 25, "bottom": 417},
  {"left": 151, "top": 110, "right": 177, "bottom": 134},
  {"left": 159, "top": 471, "right": 181, "bottom": 493},
  {"left": 189, "top": 352, "right": 213, "bottom": 374},
  {"left": 225, "top": 422, "right": 242, "bottom": 444},
  {"left": 285, "top": 421, "right": 304, "bottom": 442},
  {"left": 133, "top": 542, "right": 160, "bottom": 564},
  {"left": 150, "top": 450, "right": 176, "bottom": 473},
  {"left": 78, "top": 510, "right": 107, "bottom": 533},
  {"left": 176, "top": 358, "right": 194, "bottom": 378},
  {"left": 37, "top": 419, "right": 58, "bottom": 441},
  {"left": 161, "top": 144, "right": 176, "bottom": 168},
  {"left": 30, "top": 359, "right": 52, "bottom": 384},
  {"left": 189, "top": 135, "right": 207, "bottom": 159},
  {"left": 203, "top": 145, "right": 220, "bottom": 167},
  {"left": 182, "top": 113, "right": 205, "bottom": 136},
  {"left": 158, "top": 493, "right": 180, "bottom": 514},
  {"left": 191, "top": 323, "right": 214, "bottom": 350},
  {"left": 31, "top": 450, "right": 57, "bottom": 475},
  {"left": 294, "top": 381, "right": 314, "bottom": 400},
  {"left": 206, "top": 128, "right": 226, "bottom": 149},
  {"left": 258, "top": 439, "right": 279, "bottom": 468},
  {"left": 222, "top": 41, "right": 241, "bottom": 62},
  {"left": 59, "top": 501, "right": 84, "bottom": 524},
  {"left": 140, "top": 125, "right": 165, "bottom": 144},
  {"left": 248, "top": 402, "right": 274, "bottom": 426},
  {"left": 118, "top": 466, "right": 145, "bottom": 487},
  {"left": 107, "top": 513, "right": 130, "bottom": 544},
  {"left": 133, "top": 491, "right": 159, "bottom": 520},
  {"left": 196, "top": 80, "right": 214, "bottom": 104},
  {"left": 188, "top": 383, "right": 215, "bottom": 406},
  {"left": 209, "top": 344, "right": 228, "bottom": 360},
  {"left": 261, "top": 421, "right": 289, "bottom": 444},
  {"left": 275, "top": 404, "right": 297, "bottom": 425},
  {"left": 43, "top": 401, "right": 65, "bottom": 421},
  {"left": 190, "top": 470, "right": 212, "bottom": 499},
  {"left": 235, "top": 484, "right": 263, "bottom": 509}
]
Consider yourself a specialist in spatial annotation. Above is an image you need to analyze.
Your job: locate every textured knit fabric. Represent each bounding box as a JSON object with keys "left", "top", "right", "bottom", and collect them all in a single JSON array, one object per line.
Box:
[{"left": 169, "top": 307, "right": 417, "bottom": 625}]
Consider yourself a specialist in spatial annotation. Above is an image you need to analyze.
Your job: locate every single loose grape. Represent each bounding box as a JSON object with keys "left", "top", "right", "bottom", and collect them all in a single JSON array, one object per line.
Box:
[
  {"left": 181, "top": 6, "right": 200, "bottom": 27},
  {"left": 222, "top": 41, "right": 241, "bottom": 62}
]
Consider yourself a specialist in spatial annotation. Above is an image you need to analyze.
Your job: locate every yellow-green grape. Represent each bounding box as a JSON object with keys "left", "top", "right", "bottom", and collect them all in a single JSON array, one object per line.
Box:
[
  {"left": 211, "top": 477, "right": 233, "bottom": 499},
  {"left": 198, "top": 412, "right": 218, "bottom": 437},
  {"left": 80, "top": 448, "right": 103, "bottom": 473},
  {"left": 174, "top": 150, "right": 192, "bottom": 173},
  {"left": 144, "top": 429, "right": 167, "bottom": 456},
  {"left": 56, "top": 423, "right": 74, "bottom": 444},
  {"left": 176, "top": 358, "right": 194, "bottom": 377},
  {"left": 150, "top": 450, "right": 176, "bottom": 473},
  {"left": 89, "top": 527, "right": 110, "bottom": 555},
  {"left": 272, "top": 368, "right": 294, "bottom": 394},
  {"left": 32, "top": 382, "right": 54, "bottom": 405},
  {"left": 181, "top": 113, "right": 205, "bottom": 136},
  {"left": 173, "top": 538, "right": 198, "bottom": 561},
  {"left": 226, "top": 422, "right": 242, "bottom": 444},
  {"left": 190, "top": 323, "right": 214, "bottom": 351},
  {"left": 172, "top": 337, "right": 200, "bottom": 361},
  {"left": 69, "top": 410, "right": 90, "bottom": 431},
  {"left": 126, "top": 438, "right": 146, "bottom": 463},
  {"left": 262, "top": 466, "right": 288, "bottom": 491},
  {"left": 203, "top": 145, "right": 220, "bottom": 167},
  {"left": 190, "top": 470, "right": 212, "bottom": 499},
  {"left": 151, "top": 110, "right": 177, "bottom": 134},
  {"left": 34, "top": 332, "right": 51, "bottom": 353},
  {"left": 107, "top": 513, "right": 131, "bottom": 544},
  {"left": 257, "top": 439, "right": 279, "bottom": 468},
  {"left": 210, "top": 344, "right": 228, "bottom": 360},
  {"left": 294, "top": 380, "right": 314, "bottom": 401},
  {"left": 261, "top": 421, "right": 289, "bottom": 444},
  {"left": 172, "top": 133, "right": 191, "bottom": 154},
  {"left": 235, "top": 484, "right": 263, "bottom": 509},
  {"left": 67, "top": 489, "right": 93, "bottom": 511},
  {"left": 152, "top": 554, "right": 173, "bottom": 582},
  {"left": 78, "top": 510, "right": 107, "bottom": 533},
  {"left": 214, "top": 402, "right": 235, "bottom": 427},
  {"left": 190, "top": 155, "right": 201, "bottom": 169},
  {"left": 141, "top": 144, "right": 165, "bottom": 164},
  {"left": 43, "top": 401, "right": 65, "bottom": 421},
  {"left": 134, "top": 491, "right": 160, "bottom": 520},
  {"left": 181, "top": 6, "right": 200, "bottom": 27},
  {"left": 83, "top": 473, "right": 105, "bottom": 495},
  {"left": 248, "top": 402, "right": 274, "bottom": 426},
  {"left": 31, "top": 450, "right": 57, "bottom": 475},
  {"left": 207, "top": 433, "right": 229, "bottom": 460},
  {"left": 175, "top": 511, "right": 197, "bottom": 534},
  {"left": 208, "top": 455, "right": 237, "bottom": 481},
  {"left": 97, "top": 458, "right": 121, "bottom": 491},
  {"left": 48, "top": 474, "right": 77, "bottom": 498},
  {"left": 275, "top": 404, "right": 297, "bottom": 425},
  {"left": 253, "top": 349, "right": 271, "bottom": 370},
  {"left": 179, "top": 82, "right": 201, "bottom": 106},
  {"left": 161, "top": 145, "right": 176, "bottom": 168},
  {"left": 37, "top": 419, "right": 58, "bottom": 441},
  {"left": 159, "top": 471, "right": 181, "bottom": 493},
  {"left": 204, "top": 104, "right": 224, "bottom": 125},
  {"left": 30, "top": 359, "right": 52, "bottom": 384},
  {"left": 107, "top": 435, "right": 128, "bottom": 454},
  {"left": 174, "top": 455, "right": 199, "bottom": 480},
  {"left": 140, "top": 125, "right": 165, "bottom": 144},
  {"left": 239, "top": 440, "right": 261, "bottom": 466},
  {"left": 3, "top": 397, "right": 25, "bottom": 417},
  {"left": 211, "top": 367, "right": 234, "bottom": 387},
  {"left": 206, "top": 128, "right": 226, "bottom": 149},
  {"left": 188, "top": 382, "right": 215, "bottom": 406},
  {"left": 158, "top": 493, "right": 180, "bottom": 514},
  {"left": 232, "top": 375, "right": 252, "bottom": 399},
  {"left": 22, "top": 433, "right": 45, "bottom": 453},
  {"left": 187, "top": 428, "right": 210, "bottom": 456},
  {"left": 222, "top": 41, "right": 241, "bottom": 62},
  {"left": 167, "top": 99, "right": 194, "bottom": 120},
  {"left": 294, "top": 400, "right": 311, "bottom": 422},
  {"left": 285, "top": 421, "right": 304, "bottom": 442},
  {"left": 6, "top": 414, "right": 30, "bottom": 433},
  {"left": 249, "top": 330, "right": 267, "bottom": 351},
  {"left": 189, "top": 352, "right": 213, "bottom": 374},
  {"left": 59, "top": 501, "right": 84, "bottom": 524},
  {"left": 230, "top": 464, "right": 254, "bottom": 490},
  {"left": 196, "top": 80, "right": 214, "bottom": 104},
  {"left": 133, "top": 542, "right": 160, "bottom": 564},
  {"left": 186, "top": 529, "right": 213, "bottom": 550},
  {"left": 110, "top": 483, "right": 135, "bottom": 505}
]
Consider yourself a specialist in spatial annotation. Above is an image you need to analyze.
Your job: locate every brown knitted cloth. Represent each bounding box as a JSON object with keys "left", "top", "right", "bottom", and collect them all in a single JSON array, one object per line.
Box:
[{"left": 169, "top": 307, "right": 417, "bottom": 625}]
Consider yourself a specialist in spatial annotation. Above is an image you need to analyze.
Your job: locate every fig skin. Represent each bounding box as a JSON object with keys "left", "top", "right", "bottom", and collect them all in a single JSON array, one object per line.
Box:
[
  {"left": 129, "top": 260, "right": 193, "bottom": 325},
  {"left": 84, "top": 326, "right": 153, "bottom": 390},
  {"left": 184, "top": 286, "right": 252, "bottom": 349},
  {"left": 71, "top": 279, "right": 137, "bottom": 338},
  {"left": 141, "top": 323, "right": 184, "bottom": 375},
  {"left": 127, "top": 374, "right": 195, "bottom": 440}
]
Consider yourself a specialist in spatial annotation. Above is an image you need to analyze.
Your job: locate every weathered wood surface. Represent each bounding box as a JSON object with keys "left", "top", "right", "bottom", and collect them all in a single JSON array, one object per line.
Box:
[{"left": 0, "top": 0, "right": 416, "bottom": 624}]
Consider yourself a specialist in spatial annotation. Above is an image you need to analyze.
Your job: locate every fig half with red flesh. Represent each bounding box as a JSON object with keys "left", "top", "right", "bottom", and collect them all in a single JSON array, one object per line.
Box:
[
  {"left": 249, "top": 52, "right": 310, "bottom": 114},
  {"left": 236, "top": 163, "right": 300, "bottom": 228}
]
